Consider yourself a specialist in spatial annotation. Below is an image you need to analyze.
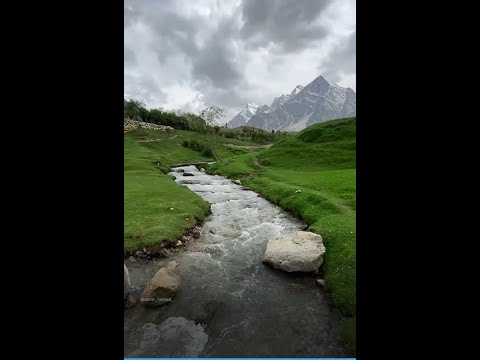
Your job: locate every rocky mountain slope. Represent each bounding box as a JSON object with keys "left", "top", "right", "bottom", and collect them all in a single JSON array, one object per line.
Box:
[{"left": 228, "top": 76, "right": 356, "bottom": 132}]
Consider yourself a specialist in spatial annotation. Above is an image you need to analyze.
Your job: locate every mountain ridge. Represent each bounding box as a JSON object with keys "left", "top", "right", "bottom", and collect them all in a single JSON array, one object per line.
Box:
[{"left": 228, "top": 75, "right": 356, "bottom": 132}]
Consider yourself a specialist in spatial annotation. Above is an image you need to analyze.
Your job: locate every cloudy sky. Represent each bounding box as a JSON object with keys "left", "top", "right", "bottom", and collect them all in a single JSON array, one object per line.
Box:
[{"left": 124, "top": 0, "right": 356, "bottom": 122}]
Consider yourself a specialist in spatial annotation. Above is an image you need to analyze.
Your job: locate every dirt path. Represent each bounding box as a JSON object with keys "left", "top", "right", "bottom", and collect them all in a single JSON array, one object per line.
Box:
[
  {"left": 224, "top": 143, "right": 273, "bottom": 149},
  {"left": 138, "top": 135, "right": 178, "bottom": 142}
]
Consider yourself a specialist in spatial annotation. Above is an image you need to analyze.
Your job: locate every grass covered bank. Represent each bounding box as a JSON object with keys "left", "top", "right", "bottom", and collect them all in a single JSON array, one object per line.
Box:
[
  {"left": 124, "top": 127, "right": 262, "bottom": 254},
  {"left": 124, "top": 129, "right": 211, "bottom": 254},
  {"left": 206, "top": 118, "right": 356, "bottom": 352}
]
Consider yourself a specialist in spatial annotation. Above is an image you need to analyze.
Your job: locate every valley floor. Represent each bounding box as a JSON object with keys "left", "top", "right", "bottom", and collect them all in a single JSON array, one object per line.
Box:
[{"left": 124, "top": 118, "right": 356, "bottom": 352}]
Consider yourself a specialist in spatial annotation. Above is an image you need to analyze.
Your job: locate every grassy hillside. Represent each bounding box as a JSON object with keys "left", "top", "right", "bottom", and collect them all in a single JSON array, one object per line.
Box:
[{"left": 206, "top": 117, "right": 356, "bottom": 351}]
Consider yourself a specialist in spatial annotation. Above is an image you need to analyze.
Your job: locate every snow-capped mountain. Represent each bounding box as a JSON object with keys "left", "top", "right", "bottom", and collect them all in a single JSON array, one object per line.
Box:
[
  {"left": 227, "top": 103, "right": 260, "bottom": 128},
  {"left": 228, "top": 76, "right": 355, "bottom": 131}
]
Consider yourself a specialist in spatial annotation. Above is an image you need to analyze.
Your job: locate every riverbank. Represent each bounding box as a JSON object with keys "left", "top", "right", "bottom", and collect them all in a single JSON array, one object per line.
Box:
[
  {"left": 124, "top": 128, "right": 264, "bottom": 254},
  {"left": 125, "top": 165, "right": 347, "bottom": 358},
  {"left": 124, "top": 130, "right": 211, "bottom": 254},
  {"left": 204, "top": 118, "right": 356, "bottom": 352}
]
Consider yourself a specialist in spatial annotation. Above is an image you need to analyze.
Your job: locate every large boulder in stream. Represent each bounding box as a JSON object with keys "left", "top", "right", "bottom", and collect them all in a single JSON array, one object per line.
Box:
[
  {"left": 141, "top": 267, "right": 181, "bottom": 306},
  {"left": 263, "top": 231, "right": 326, "bottom": 272}
]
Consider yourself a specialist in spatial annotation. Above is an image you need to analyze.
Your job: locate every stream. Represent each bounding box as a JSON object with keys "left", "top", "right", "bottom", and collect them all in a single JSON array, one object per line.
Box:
[{"left": 124, "top": 165, "right": 346, "bottom": 357}]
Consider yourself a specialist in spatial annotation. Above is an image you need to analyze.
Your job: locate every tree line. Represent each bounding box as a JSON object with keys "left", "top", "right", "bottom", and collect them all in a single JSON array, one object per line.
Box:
[
  {"left": 124, "top": 99, "right": 212, "bottom": 131},
  {"left": 124, "top": 98, "right": 289, "bottom": 144}
]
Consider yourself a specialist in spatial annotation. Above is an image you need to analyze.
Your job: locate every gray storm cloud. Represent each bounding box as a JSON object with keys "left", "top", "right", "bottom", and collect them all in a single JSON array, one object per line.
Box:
[{"left": 124, "top": 0, "right": 355, "bottom": 119}]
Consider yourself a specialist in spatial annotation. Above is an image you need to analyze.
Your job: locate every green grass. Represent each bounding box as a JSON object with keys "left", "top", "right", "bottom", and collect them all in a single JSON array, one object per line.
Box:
[
  {"left": 124, "top": 128, "right": 259, "bottom": 254},
  {"left": 124, "top": 120, "right": 356, "bottom": 352},
  {"left": 124, "top": 130, "right": 212, "bottom": 253},
  {"left": 206, "top": 117, "right": 356, "bottom": 353}
]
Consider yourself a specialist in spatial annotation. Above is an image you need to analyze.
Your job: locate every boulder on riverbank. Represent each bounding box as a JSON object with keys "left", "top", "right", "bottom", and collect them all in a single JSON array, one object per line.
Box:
[
  {"left": 263, "top": 231, "right": 326, "bottom": 272},
  {"left": 141, "top": 267, "right": 181, "bottom": 306}
]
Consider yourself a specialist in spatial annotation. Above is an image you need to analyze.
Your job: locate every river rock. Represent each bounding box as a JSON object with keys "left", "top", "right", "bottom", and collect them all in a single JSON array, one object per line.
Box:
[
  {"left": 203, "top": 244, "right": 223, "bottom": 256},
  {"left": 178, "top": 179, "right": 196, "bottom": 184},
  {"left": 183, "top": 172, "right": 194, "bottom": 177},
  {"left": 166, "top": 260, "right": 178, "bottom": 270},
  {"left": 135, "top": 250, "right": 144, "bottom": 257},
  {"left": 200, "top": 168, "right": 206, "bottom": 172},
  {"left": 175, "top": 169, "right": 185, "bottom": 173},
  {"left": 141, "top": 267, "right": 181, "bottom": 306},
  {"left": 192, "top": 227, "right": 201, "bottom": 239},
  {"left": 161, "top": 249, "right": 170, "bottom": 257},
  {"left": 233, "top": 180, "right": 241, "bottom": 185},
  {"left": 124, "top": 264, "right": 131, "bottom": 304},
  {"left": 316, "top": 279, "right": 326, "bottom": 288},
  {"left": 193, "top": 300, "right": 225, "bottom": 326},
  {"left": 263, "top": 231, "right": 326, "bottom": 272}
]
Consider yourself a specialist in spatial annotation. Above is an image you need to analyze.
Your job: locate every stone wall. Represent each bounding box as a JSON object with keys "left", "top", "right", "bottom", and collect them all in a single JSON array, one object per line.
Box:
[{"left": 124, "top": 118, "right": 174, "bottom": 133}]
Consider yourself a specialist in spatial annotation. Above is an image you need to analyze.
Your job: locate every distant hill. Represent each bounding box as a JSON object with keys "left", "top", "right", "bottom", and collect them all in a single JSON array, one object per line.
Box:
[{"left": 257, "top": 117, "right": 356, "bottom": 170}]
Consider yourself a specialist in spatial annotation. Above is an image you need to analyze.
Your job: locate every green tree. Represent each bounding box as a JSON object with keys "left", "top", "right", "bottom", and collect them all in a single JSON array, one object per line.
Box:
[{"left": 124, "top": 99, "right": 147, "bottom": 121}]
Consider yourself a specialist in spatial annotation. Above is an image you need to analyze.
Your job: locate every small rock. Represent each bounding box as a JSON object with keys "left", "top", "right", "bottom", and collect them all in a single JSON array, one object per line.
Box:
[
  {"left": 128, "top": 256, "right": 136, "bottom": 262},
  {"left": 176, "top": 240, "right": 183, "bottom": 247},
  {"left": 126, "top": 295, "right": 137, "bottom": 309},
  {"left": 194, "top": 311, "right": 208, "bottom": 325},
  {"left": 192, "top": 228, "right": 201, "bottom": 239},
  {"left": 175, "top": 169, "right": 185, "bottom": 173},
  {"left": 161, "top": 249, "right": 170, "bottom": 257},
  {"left": 183, "top": 172, "right": 194, "bottom": 177},
  {"left": 193, "top": 300, "right": 225, "bottom": 325},
  {"left": 295, "top": 189, "right": 301, "bottom": 193},
  {"left": 204, "top": 244, "right": 223, "bottom": 255},
  {"left": 135, "top": 250, "right": 144, "bottom": 257},
  {"left": 233, "top": 180, "right": 241, "bottom": 185},
  {"left": 186, "top": 218, "right": 189, "bottom": 221},
  {"left": 200, "top": 168, "right": 206, "bottom": 172},
  {"left": 182, "top": 235, "right": 189, "bottom": 242},
  {"left": 316, "top": 279, "right": 326, "bottom": 288},
  {"left": 169, "top": 207, "right": 174, "bottom": 211},
  {"left": 209, "top": 228, "right": 216, "bottom": 234},
  {"left": 166, "top": 260, "right": 178, "bottom": 270}
]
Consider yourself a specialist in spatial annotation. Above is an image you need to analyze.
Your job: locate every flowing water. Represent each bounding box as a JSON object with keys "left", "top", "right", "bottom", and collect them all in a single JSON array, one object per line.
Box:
[{"left": 124, "top": 165, "right": 346, "bottom": 357}]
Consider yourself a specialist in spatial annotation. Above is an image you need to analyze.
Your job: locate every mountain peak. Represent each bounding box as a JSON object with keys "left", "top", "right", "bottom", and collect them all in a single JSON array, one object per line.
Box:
[
  {"left": 314, "top": 75, "right": 329, "bottom": 83},
  {"left": 228, "top": 74, "right": 355, "bottom": 131},
  {"left": 291, "top": 85, "right": 304, "bottom": 96}
]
